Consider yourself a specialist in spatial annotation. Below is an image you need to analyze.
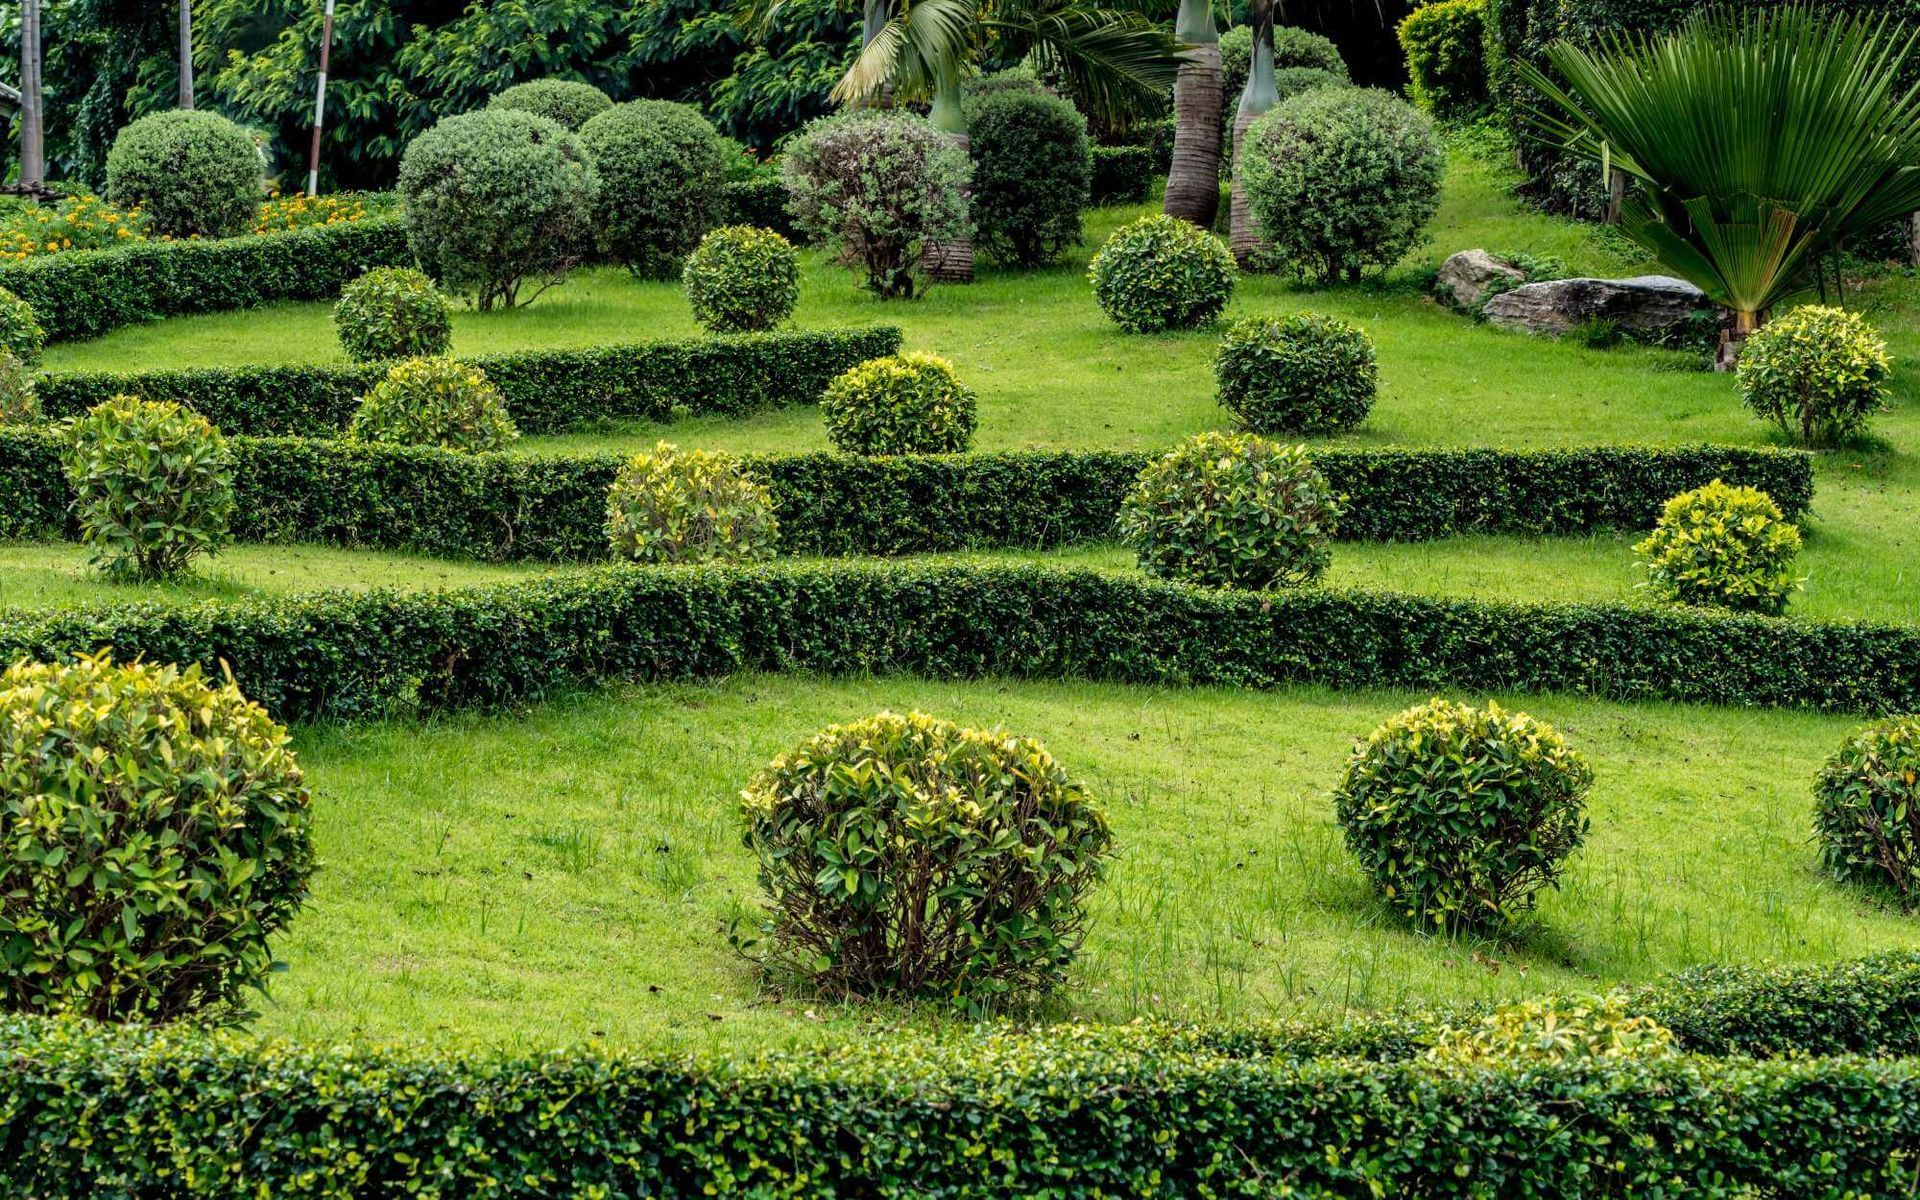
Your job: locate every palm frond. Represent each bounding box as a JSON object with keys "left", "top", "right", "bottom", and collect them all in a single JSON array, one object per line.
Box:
[{"left": 832, "top": 0, "right": 980, "bottom": 106}]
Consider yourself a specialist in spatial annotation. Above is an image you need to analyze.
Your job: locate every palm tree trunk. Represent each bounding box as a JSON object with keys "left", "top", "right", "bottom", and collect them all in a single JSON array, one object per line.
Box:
[
  {"left": 1163, "top": 0, "right": 1221, "bottom": 229},
  {"left": 178, "top": 0, "right": 196, "bottom": 109},
  {"left": 1715, "top": 307, "right": 1760, "bottom": 373},
  {"left": 922, "top": 80, "right": 974, "bottom": 283},
  {"left": 1229, "top": 0, "right": 1277, "bottom": 267},
  {"left": 19, "top": 0, "right": 43, "bottom": 189}
]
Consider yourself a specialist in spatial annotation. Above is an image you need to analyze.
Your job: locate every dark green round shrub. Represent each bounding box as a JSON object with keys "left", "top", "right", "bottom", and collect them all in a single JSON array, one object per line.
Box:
[
  {"left": 605, "top": 440, "right": 779, "bottom": 564},
  {"left": 682, "top": 225, "right": 800, "bottom": 333},
  {"left": 1633, "top": 480, "right": 1802, "bottom": 615},
  {"left": 1088, "top": 214, "right": 1237, "bottom": 334},
  {"left": 347, "top": 357, "right": 518, "bottom": 453},
  {"left": 62, "top": 395, "right": 234, "bottom": 580},
  {"left": 964, "top": 87, "right": 1091, "bottom": 268},
  {"left": 739, "top": 710, "right": 1112, "bottom": 1008},
  {"left": 820, "top": 352, "right": 978, "bottom": 455},
  {"left": 1737, "top": 305, "right": 1891, "bottom": 447},
  {"left": 333, "top": 267, "right": 454, "bottom": 362},
  {"left": 0, "top": 653, "right": 314, "bottom": 1022},
  {"left": 1335, "top": 698, "right": 1593, "bottom": 931},
  {"left": 0, "top": 350, "right": 37, "bottom": 425},
  {"left": 1214, "top": 313, "right": 1377, "bottom": 434},
  {"left": 1816, "top": 715, "right": 1920, "bottom": 906},
  {"left": 397, "top": 109, "right": 599, "bottom": 310},
  {"left": 0, "top": 287, "right": 46, "bottom": 367},
  {"left": 579, "top": 100, "right": 727, "bottom": 279},
  {"left": 1118, "top": 431, "right": 1341, "bottom": 589},
  {"left": 1398, "top": 0, "right": 1492, "bottom": 120},
  {"left": 104, "top": 110, "right": 261, "bottom": 239},
  {"left": 488, "top": 78, "right": 614, "bottom": 131}
]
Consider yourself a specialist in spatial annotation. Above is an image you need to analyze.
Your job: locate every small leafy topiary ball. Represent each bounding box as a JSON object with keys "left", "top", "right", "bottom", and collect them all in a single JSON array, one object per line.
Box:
[
  {"left": 334, "top": 267, "right": 454, "bottom": 362},
  {"left": 1737, "top": 305, "right": 1891, "bottom": 447},
  {"left": 1119, "top": 432, "right": 1341, "bottom": 589},
  {"left": 0, "top": 350, "right": 38, "bottom": 425},
  {"left": 348, "top": 356, "right": 517, "bottom": 453},
  {"left": 488, "top": 78, "right": 614, "bottom": 131},
  {"left": 1335, "top": 698, "right": 1593, "bottom": 931},
  {"left": 820, "top": 352, "right": 978, "bottom": 455},
  {"left": 0, "top": 653, "right": 315, "bottom": 1022},
  {"left": 1425, "top": 994, "right": 1676, "bottom": 1066},
  {"left": 62, "top": 395, "right": 234, "bottom": 580},
  {"left": 1634, "top": 480, "right": 1802, "bottom": 615},
  {"left": 682, "top": 225, "right": 800, "bottom": 333},
  {"left": 104, "top": 109, "right": 262, "bottom": 239},
  {"left": 605, "top": 440, "right": 779, "bottom": 564},
  {"left": 580, "top": 100, "right": 728, "bottom": 279},
  {"left": 739, "top": 710, "right": 1112, "bottom": 1008},
  {"left": 1089, "top": 214, "right": 1237, "bottom": 333},
  {"left": 1214, "top": 313, "right": 1377, "bottom": 434},
  {"left": 1815, "top": 715, "right": 1920, "bottom": 906},
  {"left": 0, "top": 287, "right": 46, "bottom": 367}
]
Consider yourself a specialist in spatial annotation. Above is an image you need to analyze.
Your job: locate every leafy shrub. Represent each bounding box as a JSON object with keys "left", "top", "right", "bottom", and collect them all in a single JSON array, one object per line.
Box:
[
  {"left": 0, "top": 287, "right": 46, "bottom": 366},
  {"left": 1399, "top": 0, "right": 1492, "bottom": 120},
  {"left": 347, "top": 357, "right": 518, "bottom": 453},
  {"left": 333, "top": 267, "right": 453, "bottom": 363},
  {"left": 0, "top": 350, "right": 37, "bottom": 425},
  {"left": 681, "top": 225, "right": 800, "bottom": 333},
  {"left": 580, "top": 101, "right": 727, "bottom": 280},
  {"left": 397, "top": 110, "right": 599, "bottom": 310},
  {"left": 965, "top": 88, "right": 1091, "bottom": 268},
  {"left": 1119, "top": 432, "right": 1341, "bottom": 589},
  {"left": 1090, "top": 145, "right": 1155, "bottom": 205},
  {"left": 1334, "top": 698, "right": 1593, "bottom": 930},
  {"left": 0, "top": 654, "right": 314, "bottom": 1022},
  {"left": 1214, "top": 313, "right": 1377, "bottom": 434},
  {"left": 1088, "top": 214, "right": 1237, "bottom": 334},
  {"left": 1737, "top": 305, "right": 1891, "bottom": 447},
  {"left": 605, "top": 440, "right": 779, "bottom": 564},
  {"left": 61, "top": 395, "right": 234, "bottom": 580},
  {"left": 1634, "top": 480, "right": 1802, "bottom": 615},
  {"left": 782, "top": 110, "right": 971, "bottom": 300},
  {"left": 103, "top": 111, "right": 261, "bottom": 239},
  {"left": 1815, "top": 715, "right": 1920, "bottom": 905},
  {"left": 1426, "top": 993, "right": 1677, "bottom": 1065},
  {"left": 488, "top": 79, "right": 614, "bottom": 130},
  {"left": 738, "top": 710, "right": 1112, "bottom": 1008},
  {"left": 820, "top": 352, "right": 978, "bottom": 455},
  {"left": 1242, "top": 88, "right": 1446, "bottom": 282}
]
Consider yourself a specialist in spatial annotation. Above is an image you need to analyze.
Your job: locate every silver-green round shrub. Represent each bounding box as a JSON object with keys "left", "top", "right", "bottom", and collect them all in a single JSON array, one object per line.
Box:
[
  {"left": 580, "top": 100, "right": 728, "bottom": 279},
  {"left": 489, "top": 79, "right": 614, "bottom": 131},
  {"left": 105, "top": 110, "right": 262, "bottom": 239},
  {"left": 334, "top": 267, "right": 454, "bottom": 362},
  {"left": 0, "top": 287, "right": 45, "bottom": 367},
  {"left": 682, "top": 226, "right": 800, "bottom": 333},
  {"left": 820, "top": 352, "right": 978, "bottom": 455},
  {"left": 1088, "top": 215, "right": 1237, "bottom": 334},
  {"left": 1214, "top": 313, "right": 1377, "bottom": 434}
]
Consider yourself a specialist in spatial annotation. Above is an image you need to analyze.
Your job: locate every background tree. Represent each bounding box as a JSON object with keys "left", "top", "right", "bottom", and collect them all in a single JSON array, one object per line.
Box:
[
  {"left": 1228, "top": 0, "right": 1275, "bottom": 264},
  {"left": 1163, "top": 0, "right": 1220, "bottom": 228}
]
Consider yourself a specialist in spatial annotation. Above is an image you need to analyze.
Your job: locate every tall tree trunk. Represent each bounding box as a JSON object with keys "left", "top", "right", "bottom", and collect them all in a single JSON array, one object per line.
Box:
[
  {"left": 178, "top": 0, "right": 196, "bottom": 109},
  {"left": 1715, "top": 307, "right": 1759, "bottom": 373},
  {"left": 19, "top": 0, "right": 43, "bottom": 189},
  {"left": 1163, "top": 0, "right": 1221, "bottom": 229},
  {"left": 1229, "top": 0, "right": 1277, "bottom": 267},
  {"left": 921, "top": 81, "right": 974, "bottom": 284}
]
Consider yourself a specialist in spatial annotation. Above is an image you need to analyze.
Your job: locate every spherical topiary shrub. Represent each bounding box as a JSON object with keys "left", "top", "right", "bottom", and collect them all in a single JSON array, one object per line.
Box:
[
  {"left": 1118, "top": 431, "right": 1340, "bottom": 589},
  {"left": 965, "top": 86, "right": 1091, "bottom": 269},
  {"left": 488, "top": 78, "right": 614, "bottom": 131},
  {"left": 579, "top": 100, "right": 728, "bottom": 279},
  {"left": 1815, "top": 715, "right": 1920, "bottom": 906},
  {"left": 605, "top": 440, "right": 779, "bottom": 564},
  {"left": 62, "top": 395, "right": 234, "bottom": 580},
  {"left": 1634, "top": 480, "right": 1802, "bottom": 616},
  {"left": 682, "top": 225, "right": 800, "bottom": 333},
  {"left": 347, "top": 356, "right": 517, "bottom": 453},
  {"left": 333, "top": 267, "right": 454, "bottom": 362},
  {"left": 398, "top": 109, "right": 599, "bottom": 309},
  {"left": 1214, "top": 313, "right": 1377, "bottom": 434},
  {"left": 0, "top": 351, "right": 36, "bottom": 426},
  {"left": 739, "top": 710, "right": 1112, "bottom": 1007},
  {"left": 1335, "top": 698, "right": 1593, "bottom": 931},
  {"left": 1242, "top": 87, "right": 1446, "bottom": 282},
  {"left": 1737, "top": 305, "right": 1892, "bottom": 447},
  {"left": 0, "top": 654, "right": 314, "bottom": 1022},
  {"left": 104, "top": 110, "right": 261, "bottom": 239},
  {"left": 820, "top": 352, "right": 978, "bottom": 455},
  {"left": 0, "top": 287, "right": 46, "bottom": 367},
  {"left": 1088, "top": 214, "right": 1237, "bottom": 334}
]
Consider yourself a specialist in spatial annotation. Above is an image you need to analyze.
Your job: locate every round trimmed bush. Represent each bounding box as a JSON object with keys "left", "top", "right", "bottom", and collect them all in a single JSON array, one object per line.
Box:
[
  {"left": 739, "top": 710, "right": 1112, "bottom": 1007},
  {"left": 488, "top": 78, "right": 614, "bottom": 131},
  {"left": 1214, "top": 313, "right": 1377, "bottom": 434},
  {"left": 104, "top": 110, "right": 261, "bottom": 239},
  {"left": 347, "top": 357, "right": 517, "bottom": 453},
  {"left": 1119, "top": 432, "right": 1340, "bottom": 589},
  {"left": 397, "top": 109, "right": 599, "bottom": 309},
  {"left": 62, "top": 395, "right": 234, "bottom": 580},
  {"left": 333, "top": 267, "right": 454, "bottom": 362},
  {"left": 579, "top": 100, "right": 728, "bottom": 279},
  {"left": 0, "top": 654, "right": 314, "bottom": 1022},
  {"left": 1738, "top": 305, "right": 1891, "bottom": 447},
  {"left": 1426, "top": 994, "right": 1676, "bottom": 1066},
  {"left": 1815, "top": 715, "right": 1920, "bottom": 906},
  {"left": 965, "top": 86, "right": 1091, "bottom": 268},
  {"left": 0, "top": 350, "right": 38, "bottom": 425},
  {"left": 1334, "top": 698, "right": 1593, "bottom": 931},
  {"left": 0, "top": 287, "right": 46, "bottom": 367},
  {"left": 1242, "top": 87, "right": 1446, "bottom": 282},
  {"left": 820, "top": 352, "right": 978, "bottom": 455},
  {"left": 682, "top": 225, "right": 800, "bottom": 333},
  {"left": 1634, "top": 480, "right": 1802, "bottom": 615},
  {"left": 1088, "top": 214, "right": 1237, "bottom": 334},
  {"left": 605, "top": 440, "right": 779, "bottom": 564}
]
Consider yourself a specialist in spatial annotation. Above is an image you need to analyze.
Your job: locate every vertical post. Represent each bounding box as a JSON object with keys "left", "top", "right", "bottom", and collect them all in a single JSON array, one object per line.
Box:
[
  {"left": 178, "top": 0, "right": 195, "bottom": 109},
  {"left": 19, "top": 0, "right": 43, "bottom": 189},
  {"left": 306, "top": 0, "right": 337, "bottom": 196}
]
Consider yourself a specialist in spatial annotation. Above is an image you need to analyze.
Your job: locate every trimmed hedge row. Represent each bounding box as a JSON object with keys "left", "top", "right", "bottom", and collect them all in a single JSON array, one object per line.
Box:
[
  {"left": 36, "top": 326, "right": 905, "bottom": 437},
  {"left": 721, "top": 177, "right": 799, "bottom": 239}
]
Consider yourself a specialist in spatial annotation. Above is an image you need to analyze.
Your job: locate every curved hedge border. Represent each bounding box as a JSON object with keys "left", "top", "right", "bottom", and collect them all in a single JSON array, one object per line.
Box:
[{"left": 36, "top": 325, "right": 904, "bottom": 437}]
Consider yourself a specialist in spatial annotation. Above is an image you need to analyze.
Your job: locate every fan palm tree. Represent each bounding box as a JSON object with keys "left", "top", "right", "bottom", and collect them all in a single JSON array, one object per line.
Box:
[
  {"left": 1519, "top": 4, "right": 1920, "bottom": 368},
  {"left": 1163, "top": 0, "right": 1220, "bottom": 228},
  {"left": 1228, "top": 0, "right": 1276, "bottom": 264}
]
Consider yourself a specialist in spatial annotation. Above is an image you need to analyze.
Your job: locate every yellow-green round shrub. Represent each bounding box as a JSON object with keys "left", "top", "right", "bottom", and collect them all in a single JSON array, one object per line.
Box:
[
  {"left": 682, "top": 225, "right": 800, "bottom": 333},
  {"left": 1214, "top": 313, "right": 1377, "bottom": 434},
  {"left": 605, "top": 440, "right": 779, "bottom": 564},
  {"left": 347, "top": 356, "right": 518, "bottom": 453},
  {"left": 1815, "top": 715, "right": 1920, "bottom": 906},
  {"left": 1118, "top": 432, "right": 1341, "bottom": 589},
  {"left": 1088, "top": 214, "right": 1236, "bottom": 333},
  {"left": 1398, "top": 0, "right": 1491, "bottom": 121},
  {"left": 0, "top": 349, "right": 38, "bottom": 425},
  {"left": 1425, "top": 994, "right": 1677, "bottom": 1066},
  {"left": 334, "top": 267, "right": 454, "bottom": 362},
  {"left": 820, "top": 352, "right": 977, "bottom": 455},
  {"left": 739, "top": 710, "right": 1112, "bottom": 1009},
  {"left": 1334, "top": 698, "right": 1593, "bottom": 931},
  {"left": 0, "top": 653, "right": 315, "bottom": 1022},
  {"left": 1634, "top": 480, "right": 1802, "bottom": 615},
  {"left": 62, "top": 395, "right": 234, "bottom": 580},
  {"left": 0, "top": 286, "right": 46, "bottom": 367},
  {"left": 1737, "top": 305, "right": 1891, "bottom": 447}
]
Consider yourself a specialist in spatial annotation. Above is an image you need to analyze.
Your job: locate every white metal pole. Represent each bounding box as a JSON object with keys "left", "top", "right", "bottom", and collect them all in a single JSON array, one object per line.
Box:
[{"left": 306, "top": 0, "right": 336, "bottom": 196}]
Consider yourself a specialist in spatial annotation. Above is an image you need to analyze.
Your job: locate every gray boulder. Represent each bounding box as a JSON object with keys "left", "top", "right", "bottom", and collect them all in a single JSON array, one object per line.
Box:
[
  {"left": 1483, "top": 275, "right": 1711, "bottom": 338},
  {"left": 1436, "top": 249, "right": 1525, "bottom": 310}
]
